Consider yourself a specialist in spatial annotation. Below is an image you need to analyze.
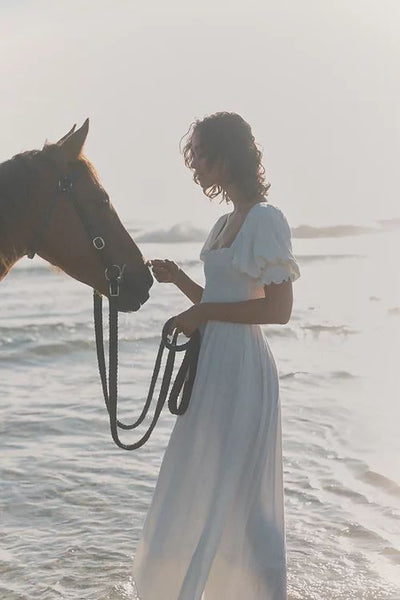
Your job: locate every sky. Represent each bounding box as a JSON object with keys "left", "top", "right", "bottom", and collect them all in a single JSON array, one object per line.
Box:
[{"left": 0, "top": 0, "right": 399, "bottom": 231}]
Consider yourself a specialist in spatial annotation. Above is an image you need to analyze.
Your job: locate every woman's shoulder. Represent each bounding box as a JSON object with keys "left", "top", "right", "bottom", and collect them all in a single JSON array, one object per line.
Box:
[
  {"left": 252, "top": 201, "right": 286, "bottom": 218},
  {"left": 248, "top": 201, "right": 291, "bottom": 233},
  {"left": 231, "top": 200, "right": 300, "bottom": 282}
]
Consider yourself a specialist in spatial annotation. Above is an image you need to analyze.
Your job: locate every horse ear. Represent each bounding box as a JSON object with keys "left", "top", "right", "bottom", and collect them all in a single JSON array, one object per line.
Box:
[
  {"left": 56, "top": 124, "right": 76, "bottom": 145},
  {"left": 59, "top": 118, "right": 89, "bottom": 160}
]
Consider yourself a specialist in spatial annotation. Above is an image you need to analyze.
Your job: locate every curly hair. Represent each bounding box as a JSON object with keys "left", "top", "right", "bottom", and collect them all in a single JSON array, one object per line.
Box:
[{"left": 180, "top": 112, "right": 270, "bottom": 205}]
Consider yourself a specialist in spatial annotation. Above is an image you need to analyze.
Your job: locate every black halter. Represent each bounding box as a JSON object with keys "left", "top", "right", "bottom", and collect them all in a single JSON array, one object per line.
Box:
[
  {"left": 27, "top": 172, "right": 125, "bottom": 294},
  {"left": 27, "top": 171, "right": 201, "bottom": 450}
]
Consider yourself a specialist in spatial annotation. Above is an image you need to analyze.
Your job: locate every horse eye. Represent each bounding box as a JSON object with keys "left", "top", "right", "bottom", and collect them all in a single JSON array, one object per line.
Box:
[{"left": 101, "top": 195, "right": 110, "bottom": 206}]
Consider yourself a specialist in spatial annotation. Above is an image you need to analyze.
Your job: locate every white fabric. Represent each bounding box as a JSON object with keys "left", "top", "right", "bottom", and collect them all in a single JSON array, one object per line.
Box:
[
  {"left": 201, "top": 202, "right": 300, "bottom": 286},
  {"left": 133, "top": 202, "right": 300, "bottom": 600}
]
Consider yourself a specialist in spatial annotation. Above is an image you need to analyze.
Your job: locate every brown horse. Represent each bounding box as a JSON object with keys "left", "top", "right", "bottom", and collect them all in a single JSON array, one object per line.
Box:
[{"left": 0, "top": 119, "right": 153, "bottom": 311}]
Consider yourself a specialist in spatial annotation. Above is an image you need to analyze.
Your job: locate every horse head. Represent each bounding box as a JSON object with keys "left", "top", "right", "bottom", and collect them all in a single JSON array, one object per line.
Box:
[{"left": 0, "top": 119, "right": 153, "bottom": 312}]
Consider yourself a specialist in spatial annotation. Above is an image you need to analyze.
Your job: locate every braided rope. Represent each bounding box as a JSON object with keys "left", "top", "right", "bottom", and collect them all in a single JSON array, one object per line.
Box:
[{"left": 93, "top": 291, "right": 200, "bottom": 450}]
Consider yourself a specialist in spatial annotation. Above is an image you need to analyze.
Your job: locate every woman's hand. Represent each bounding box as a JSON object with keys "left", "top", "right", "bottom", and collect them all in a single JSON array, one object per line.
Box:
[
  {"left": 170, "top": 304, "right": 207, "bottom": 337},
  {"left": 147, "top": 259, "right": 180, "bottom": 284}
]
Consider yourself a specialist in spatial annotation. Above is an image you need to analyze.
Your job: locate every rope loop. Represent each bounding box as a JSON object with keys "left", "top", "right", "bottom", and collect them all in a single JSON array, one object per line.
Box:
[{"left": 93, "top": 291, "right": 200, "bottom": 450}]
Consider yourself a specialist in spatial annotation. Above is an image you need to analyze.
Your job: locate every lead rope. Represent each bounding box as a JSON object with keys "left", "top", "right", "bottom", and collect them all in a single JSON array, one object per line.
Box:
[
  {"left": 21, "top": 163, "right": 200, "bottom": 450},
  {"left": 93, "top": 290, "right": 201, "bottom": 450}
]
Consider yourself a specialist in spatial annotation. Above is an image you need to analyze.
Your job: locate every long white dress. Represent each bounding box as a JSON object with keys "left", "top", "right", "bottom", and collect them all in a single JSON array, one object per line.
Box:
[{"left": 132, "top": 201, "right": 301, "bottom": 600}]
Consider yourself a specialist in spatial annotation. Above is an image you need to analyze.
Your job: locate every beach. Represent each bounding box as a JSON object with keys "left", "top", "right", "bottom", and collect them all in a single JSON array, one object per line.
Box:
[{"left": 1, "top": 222, "right": 400, "bottom": 599}]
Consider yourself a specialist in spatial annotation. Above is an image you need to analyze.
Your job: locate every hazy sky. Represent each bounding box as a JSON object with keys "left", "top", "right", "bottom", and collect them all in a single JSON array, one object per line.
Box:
[{"left": 0, "top": 0, "right": 399, "bottom": 230}]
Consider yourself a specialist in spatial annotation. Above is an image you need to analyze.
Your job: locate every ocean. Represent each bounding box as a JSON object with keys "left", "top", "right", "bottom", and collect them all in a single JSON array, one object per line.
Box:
[{"left": 1, "top": 219, "right": 400, "bottom": 599}]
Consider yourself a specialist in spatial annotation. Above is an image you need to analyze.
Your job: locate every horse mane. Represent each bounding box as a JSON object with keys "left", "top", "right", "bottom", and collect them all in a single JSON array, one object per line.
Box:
[
  {"left": 0, "top": 150, "right": 39, "bottom": 206},
  {"left": 0, "top": 145, "right": 101, "bottom": 212},
  {"left": 0, "top": 151, "right": 37, "bottom": 268}
]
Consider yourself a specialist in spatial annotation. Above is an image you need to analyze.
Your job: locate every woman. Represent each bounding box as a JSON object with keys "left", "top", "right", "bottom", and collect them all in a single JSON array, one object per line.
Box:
[{"left": 133, "top": 112, "right": 301, "bottom": 600}]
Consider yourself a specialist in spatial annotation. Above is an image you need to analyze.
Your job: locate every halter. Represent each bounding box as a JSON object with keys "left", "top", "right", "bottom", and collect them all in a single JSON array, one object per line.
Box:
[
  {"left": 26, "top": 172, "right": 125, "bottom": 298},
  {"left": 27, "top": 171, "right": 201, "bottom": 450}
]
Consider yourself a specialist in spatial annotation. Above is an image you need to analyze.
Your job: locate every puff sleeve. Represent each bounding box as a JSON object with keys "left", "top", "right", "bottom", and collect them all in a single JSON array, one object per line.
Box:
[{"left": 231, "top": 203, "right": 300, "bottom": 285}]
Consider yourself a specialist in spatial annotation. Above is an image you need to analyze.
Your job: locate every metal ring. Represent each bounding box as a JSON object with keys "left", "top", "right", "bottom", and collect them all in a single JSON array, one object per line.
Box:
[
  {"left": 105, "top": 264, "right": 123, "bottom": 282},
  {"left": 93, "top": 236, "right": 105, "bottom": 250},
  {"left": 58, "top": 176, "right": 74, "bottom": 193}
]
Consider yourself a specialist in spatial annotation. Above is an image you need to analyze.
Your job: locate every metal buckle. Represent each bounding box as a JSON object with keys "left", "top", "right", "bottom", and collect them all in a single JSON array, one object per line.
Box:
[
  {"left": 93, "top": 236, "right": 106, "bottom": 250},
  {"left": 58, "top": 176, "right": 74, "bottom": 193},
  {"left": 109, "top": 281, "right": 119, "bottom": 297},
  {"left": 105, "top": 264, "right": 126, "bottom": 297}
]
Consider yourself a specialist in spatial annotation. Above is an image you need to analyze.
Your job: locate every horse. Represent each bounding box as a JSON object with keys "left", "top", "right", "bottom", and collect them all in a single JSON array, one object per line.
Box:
[
  {"left": 0, "top": 119, "right": 153, "bottom": 311},
  {"left": 0, "top": 122, "right": 199, "bottom": 450}
]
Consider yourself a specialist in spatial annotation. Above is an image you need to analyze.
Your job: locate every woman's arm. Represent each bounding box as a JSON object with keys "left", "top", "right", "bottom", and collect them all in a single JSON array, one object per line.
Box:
[
  {"left": 172, "top": 280, "right": 293, "bottom": 336},
  {"left": 201, "top": 281, "right": 293, "bottom": 325},
  {"left": 148, "top": 259, "right": 204, "bottom": 304},
  {"left": 174, "top": 268, "right": 204, "bottom": 304}
]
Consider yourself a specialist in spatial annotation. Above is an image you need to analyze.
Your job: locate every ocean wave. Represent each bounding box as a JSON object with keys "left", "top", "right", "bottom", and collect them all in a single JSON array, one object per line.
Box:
[
  {"left": 136, "top": 221, "right": 374, "bottom": 243},
  {"left": 328, "top": 370, "right": 357, "bottom": 379},
  {"left": 281, "top": 370, "right": 312, "bottom": 380},
  {"left": 340, "top": 520, "right": 391, "bottom": 544},
  {"left": 377, "top": 217, "right": 400, "bottom": 230},
  {"left": 297, "top": 253, "right": 364, "bottom": 263},
  {"left": 323, "top": 480, "right": 370, "bottom": 504},
  {"left": 8, "top": 254, "right": 364, "bottom": 280},
  {"left": 3, "top": 259, "right": 62, "bottom": 275},
  {"left": 165, "top": 258, "right": 200, "bottom": 268},
  {"left": 0, "top": 327, "right": 164, "bottom": 359},
  {"left": 358, "top": 470, "right": 400, "bottom": 497},
  {"left": 0, "top": 321, "right": 93, "bottom": 341},
  {"left": 132, "top": 218, "right": 400, "bottom": 243},
  {"left": 301, "top": 324, "right": 360, "bottom": 336},
  {"left": 291, "top": 224, "right": 379, "bottom": 238},
  {"left": 281, "top": 370, "right": 356, "bottom": 380},
  {"left": 135, "top": 222, "right": 206, "bottom": 243},
  {"left": 0, "top": 339, "right": 93, "bottom": 360}
]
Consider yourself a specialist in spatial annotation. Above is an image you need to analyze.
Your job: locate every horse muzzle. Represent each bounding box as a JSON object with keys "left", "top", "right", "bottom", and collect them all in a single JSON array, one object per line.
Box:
[{"left": 104, "top": 263, "right": 152, "bottom": 312}]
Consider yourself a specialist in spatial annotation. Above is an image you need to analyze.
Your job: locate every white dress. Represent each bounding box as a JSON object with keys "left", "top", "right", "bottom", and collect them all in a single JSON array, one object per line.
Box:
[{"left": 133, "top": 202, "right": 301, "bottom": 600}]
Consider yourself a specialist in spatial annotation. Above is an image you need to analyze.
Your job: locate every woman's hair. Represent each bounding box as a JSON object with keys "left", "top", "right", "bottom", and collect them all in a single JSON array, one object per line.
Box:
[{"left": 181, "top": 112, "right": 271, "bottom": 204}]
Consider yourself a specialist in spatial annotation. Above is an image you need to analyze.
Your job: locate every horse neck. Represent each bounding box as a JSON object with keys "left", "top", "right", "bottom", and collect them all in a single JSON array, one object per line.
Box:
[
  {"left": 0, "top": 209, "right": 28, "bottom": 281},
  {"left": 0, "top": 160, "right": 40, "bottom": 280}
]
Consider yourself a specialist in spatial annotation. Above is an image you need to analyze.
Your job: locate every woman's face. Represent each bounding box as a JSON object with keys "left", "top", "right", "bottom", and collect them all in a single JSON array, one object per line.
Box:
[{"left": 191, "top": 131, "right": 225, "bottom": 189}]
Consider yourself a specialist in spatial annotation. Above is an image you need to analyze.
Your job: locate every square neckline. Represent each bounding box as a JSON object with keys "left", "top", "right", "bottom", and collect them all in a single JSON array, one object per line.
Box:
[{"left": 206, "top": 201, "right": 266, "bottom": 253}]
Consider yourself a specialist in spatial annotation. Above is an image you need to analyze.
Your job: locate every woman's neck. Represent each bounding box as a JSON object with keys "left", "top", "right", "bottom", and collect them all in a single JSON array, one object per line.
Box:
[{"left": 223, "top": 183, "right": 264, "bottom": 214}]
